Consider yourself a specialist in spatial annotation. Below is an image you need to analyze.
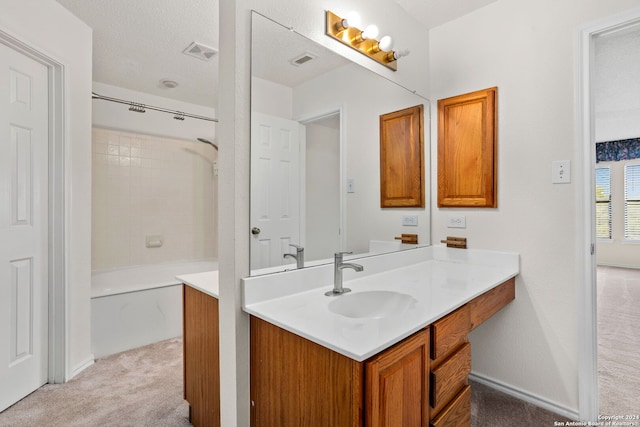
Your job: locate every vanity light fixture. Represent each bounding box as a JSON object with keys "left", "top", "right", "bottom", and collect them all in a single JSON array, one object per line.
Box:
[{"left": 325, "top": 10, "right": 409, "bottom": 71}]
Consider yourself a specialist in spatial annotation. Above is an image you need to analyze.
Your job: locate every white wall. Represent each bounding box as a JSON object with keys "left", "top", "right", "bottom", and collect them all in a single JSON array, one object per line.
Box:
[
  {"left": 294, "top": 64, "right": 431, "bottom": 252},
  {"left": 219, "top": 2, "right": 429, "bottom": 425},
  {"left": 429, "top": 0, "right": 640, "bottom": 416},
  {"left": 251, "top": 77, "right": 293, "bottom": 118},
  {"left": 0, "top": 0, "right": 93, "bottom": 379}
]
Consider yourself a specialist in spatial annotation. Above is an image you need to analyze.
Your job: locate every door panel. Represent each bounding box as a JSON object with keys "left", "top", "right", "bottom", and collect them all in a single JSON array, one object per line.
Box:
[
  {"left": 0, "top": 41, "right": 49, "bottom": 412},
  {"left": 250, "top": 113, "right": 301, "bottom": 270}
]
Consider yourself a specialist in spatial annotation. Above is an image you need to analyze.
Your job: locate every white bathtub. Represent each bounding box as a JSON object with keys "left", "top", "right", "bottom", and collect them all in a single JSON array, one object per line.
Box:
[{"left": 91, "top": 259, "right": 218, "bottom": 358}]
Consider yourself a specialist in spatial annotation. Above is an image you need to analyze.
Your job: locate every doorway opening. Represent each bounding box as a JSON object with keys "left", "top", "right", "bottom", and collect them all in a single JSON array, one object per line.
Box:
[
  {"left": 578, "top": 7, "right": 640, "bottom": 421},
  {"left": 300, "top": 110, "right": 343, "bottom": 260},
  {"left": 592, "top": 20, "right": 640, "bottom": 416}
]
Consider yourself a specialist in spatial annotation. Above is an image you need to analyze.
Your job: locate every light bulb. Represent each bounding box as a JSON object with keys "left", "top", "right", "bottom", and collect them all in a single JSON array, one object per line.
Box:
[
  {"left": 378, "top": 36, "right": 393, "bottom": 51},
  {"left": 395, "top": 48, "right": 410, "bottom": 59},
  {"left": 361, "top": 24, "right": 379, "bottom": 40},
  {"left": 344, "top": 11, "right": 361, "bottom": 28}
]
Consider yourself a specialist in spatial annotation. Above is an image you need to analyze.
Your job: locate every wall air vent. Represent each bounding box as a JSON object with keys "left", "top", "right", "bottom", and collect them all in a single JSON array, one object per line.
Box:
[
  {"left": 290, "top": 52, "right": 317, "bottom": 67},
  {"left": 183, "top": 41, "right": 218, "bottom": 61}
]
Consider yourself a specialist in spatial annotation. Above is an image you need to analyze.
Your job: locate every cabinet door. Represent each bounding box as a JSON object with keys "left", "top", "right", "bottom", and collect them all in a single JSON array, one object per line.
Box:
[
  {"left": 250, "top": 316, "right": 363, "bottom": 427},
  {"left": 183, "top": 285, "right": 220, "bottom": 427},
  {"left": 366, "top": 329, "right": 430, "bottom": 427},
  {"left": 437, "top": 87, "right": 497, "bottom": 208}
]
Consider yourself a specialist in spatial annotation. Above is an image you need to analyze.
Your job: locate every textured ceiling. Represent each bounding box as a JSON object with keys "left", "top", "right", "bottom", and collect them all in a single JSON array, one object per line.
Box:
[
  {"left": 55, "top": 0, "right": 498, "bottom": 109},
  {"left": 56, "top": 0, "right": 219, "bottom": 107},
  {"left": 394, "top": 0, "right": 499, "bottom": 29},
  {"left": 251, "top": 13, "right": 350, "bottom": 88}
]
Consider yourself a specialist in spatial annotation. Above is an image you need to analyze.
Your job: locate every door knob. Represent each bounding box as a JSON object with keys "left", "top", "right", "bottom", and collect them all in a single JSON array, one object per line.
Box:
[{"left": 251, "top": 227, "right": 261, "bottom": 235}]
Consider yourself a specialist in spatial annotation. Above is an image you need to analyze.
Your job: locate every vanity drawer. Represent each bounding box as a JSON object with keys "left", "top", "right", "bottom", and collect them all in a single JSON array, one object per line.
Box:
[
  {"left": 430, "top": 305, "right": 470, "bottom": 361},
  {"left": 430, "top": 385, "right": 471, "bottom": 427},
  {"left": 430, "top": 342, "right": 471, "bottom": 413}
]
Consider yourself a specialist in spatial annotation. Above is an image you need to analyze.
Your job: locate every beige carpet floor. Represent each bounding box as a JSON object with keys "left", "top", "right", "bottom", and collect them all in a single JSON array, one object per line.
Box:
[
  {"left": 0, "top": 337, "right": 190, "bottom": 427},
  {"left": 597, "top": 266, "right": 640, "bottom": 416},
  {"left": 0, "top": 335, "right": 564, "bottom": 426}
]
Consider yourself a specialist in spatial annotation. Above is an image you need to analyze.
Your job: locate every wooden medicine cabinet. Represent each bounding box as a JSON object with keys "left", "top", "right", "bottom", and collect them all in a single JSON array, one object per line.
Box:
[
  {"left": 380, "top": 104, "right": 425, "bottom": 208},
  {"left": 437, "top": 87, "right": 497, "bottom": 208}
]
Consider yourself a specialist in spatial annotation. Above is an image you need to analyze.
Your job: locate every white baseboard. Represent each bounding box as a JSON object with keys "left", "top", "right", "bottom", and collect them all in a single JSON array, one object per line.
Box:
[
  {"left": 67, "top": 355, "right": 95, "bottom": 381},
  {"left": 469, "top": 372, "right": 580, "bottom": 421}
]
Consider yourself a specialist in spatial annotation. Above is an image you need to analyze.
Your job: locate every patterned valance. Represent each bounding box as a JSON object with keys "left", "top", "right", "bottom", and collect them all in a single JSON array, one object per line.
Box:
[{"left": 596, "top": 138, "right": 640, "bottom": 163}]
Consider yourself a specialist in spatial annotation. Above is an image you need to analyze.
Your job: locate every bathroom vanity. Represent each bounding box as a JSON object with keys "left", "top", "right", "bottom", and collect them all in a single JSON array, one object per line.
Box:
[
  {"left": 243, "top": 246, "right": 518, "bottom": 426},
  {"left": 178, "top": 271, "right": 220, "bottom": 427}
]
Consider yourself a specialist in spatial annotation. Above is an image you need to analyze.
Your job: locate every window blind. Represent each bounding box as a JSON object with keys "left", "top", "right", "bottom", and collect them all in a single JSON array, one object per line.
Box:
[
  {"left": 624, "top": 164, "right": 640, "bottom": 240},
  {"left": 595, "top": 167, "right": 611, "bottom": 239}
]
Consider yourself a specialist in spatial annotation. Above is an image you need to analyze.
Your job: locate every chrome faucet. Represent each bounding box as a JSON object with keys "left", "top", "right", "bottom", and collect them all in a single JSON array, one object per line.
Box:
[
  {"left": 325, "top": 251, "right": 363, "bottom": 296},
  {"left": 283, "top": 244, "right": 304, "bottom": 269}
]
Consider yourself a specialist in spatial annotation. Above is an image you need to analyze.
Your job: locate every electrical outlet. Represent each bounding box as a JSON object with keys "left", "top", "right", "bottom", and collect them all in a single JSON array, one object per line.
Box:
[
  {"left": 447, "top": 215, "right": 466, "bottom": 228},
  {"left": 402, "top": 215, "right": 418, "bottom": 226}
]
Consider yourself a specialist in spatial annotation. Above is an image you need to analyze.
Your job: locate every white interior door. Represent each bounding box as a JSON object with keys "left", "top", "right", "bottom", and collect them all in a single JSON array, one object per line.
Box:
[
  {"left": 250, "top": 112, "right": 302, "bottom": 270},
  {"left": 0, "top": 42, "right": 49, "bottom": 412}
]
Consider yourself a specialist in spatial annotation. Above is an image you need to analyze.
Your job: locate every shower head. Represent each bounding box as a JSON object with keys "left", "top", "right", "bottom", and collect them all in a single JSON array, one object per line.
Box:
[{"left": 196, "top": 138, "right": 218, "bottom": 150}]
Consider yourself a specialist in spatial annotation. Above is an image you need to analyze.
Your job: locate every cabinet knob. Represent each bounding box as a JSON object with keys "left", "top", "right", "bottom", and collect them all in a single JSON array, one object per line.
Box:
[{"left": 251, "top": 227, "right": 261, "bottom": 235}]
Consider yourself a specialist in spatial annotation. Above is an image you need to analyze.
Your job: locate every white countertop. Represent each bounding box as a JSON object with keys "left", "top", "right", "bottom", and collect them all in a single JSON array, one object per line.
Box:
[
  {"left": 177, "top": 270, "right": 219, "bottom": 298},
  {"left": 242, "top": 246, "right": 519, "bottom": 362}
]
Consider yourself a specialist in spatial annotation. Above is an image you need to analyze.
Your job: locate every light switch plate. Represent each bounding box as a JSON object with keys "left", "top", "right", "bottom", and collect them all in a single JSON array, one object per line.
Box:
[
  {"left": 347, "top": 178, "right": 355, "bottom": 193},
  {"left": 552, "top": 160, "right": 571, "bottom": 184}
]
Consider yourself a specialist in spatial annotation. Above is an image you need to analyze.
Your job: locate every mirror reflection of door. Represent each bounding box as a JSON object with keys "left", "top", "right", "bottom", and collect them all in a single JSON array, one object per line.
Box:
[
  {"left": 250, "top": 111, "right": 342, "bottom": 272},
  {"left": 250, "top": 112, "right": 301, "bottom": 270},
  {"left": 302, "top": 112, "right": 341, "bottom": 262}
]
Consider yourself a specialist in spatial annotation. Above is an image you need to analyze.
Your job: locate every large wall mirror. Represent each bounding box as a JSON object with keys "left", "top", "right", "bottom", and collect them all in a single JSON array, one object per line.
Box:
[{"left": 250, "top": 11, "right": 431, "bottom": 275}]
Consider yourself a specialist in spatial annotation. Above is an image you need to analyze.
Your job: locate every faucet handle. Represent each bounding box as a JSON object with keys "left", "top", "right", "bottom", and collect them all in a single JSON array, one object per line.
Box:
[{"left": 289, "top": 243, "right": 303, "bottom": 252}]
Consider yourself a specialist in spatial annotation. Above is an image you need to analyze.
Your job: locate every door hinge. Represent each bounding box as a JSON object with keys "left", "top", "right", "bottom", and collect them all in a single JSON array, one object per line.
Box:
[{"left": 590, "top": 243, "right": 595, "bottom": 255}]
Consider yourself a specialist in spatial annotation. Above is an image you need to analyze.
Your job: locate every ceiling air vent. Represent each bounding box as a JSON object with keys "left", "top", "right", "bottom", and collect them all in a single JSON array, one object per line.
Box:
[
  {"left": 183, "top": 41, "right": 218, "bottom": 61},
  {"left": 290, "top": 52, "right": 317, "bottom": 67}
]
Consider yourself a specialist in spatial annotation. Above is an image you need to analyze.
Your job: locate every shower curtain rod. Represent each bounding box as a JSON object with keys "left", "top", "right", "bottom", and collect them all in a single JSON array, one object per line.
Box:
[{"left": 91, "top": 92, "right": 218, "bottom": 123}]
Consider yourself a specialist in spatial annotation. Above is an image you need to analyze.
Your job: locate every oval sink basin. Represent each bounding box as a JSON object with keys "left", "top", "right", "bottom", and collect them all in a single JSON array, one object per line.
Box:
[{"left": 328, "top": 290, "right": 417, "bottom": 319}]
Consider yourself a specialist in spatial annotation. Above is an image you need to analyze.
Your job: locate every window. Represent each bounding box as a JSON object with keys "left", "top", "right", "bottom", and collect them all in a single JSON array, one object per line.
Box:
[
  {"left": 595, "top": 167, "right": 611, "bottom": 239},
  {"left": 625, "top": 164, "right": 640, "bottom": 240}
]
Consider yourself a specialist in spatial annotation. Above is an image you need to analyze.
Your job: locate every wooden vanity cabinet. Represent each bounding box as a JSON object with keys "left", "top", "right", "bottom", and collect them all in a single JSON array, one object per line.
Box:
[
  {"left": 426, "top": 277, "right": 516, "bottom": 426},
  {"left": 366, "top": 329, "right": 431, "bottom": 426},
  {"left": 250, "top": 316, "right": 364, "bottom": 427},
  {"left": 249, "top": 277, "right": 515, "bottom": 427},
  {"left": 250, "top": 317, "right": 430, "bottom": 427},
  {"left": 183, "top": 285, "right": 220, "bottom": 427},
  {"left": 429, "top": 305, "right": 472, "bottom": 426}
]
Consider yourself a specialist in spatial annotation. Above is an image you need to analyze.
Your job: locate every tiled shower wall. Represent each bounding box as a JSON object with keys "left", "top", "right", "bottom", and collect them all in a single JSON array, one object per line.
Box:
[{"left": 92, "top": 128, "right": 218, "bottom": 271}]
